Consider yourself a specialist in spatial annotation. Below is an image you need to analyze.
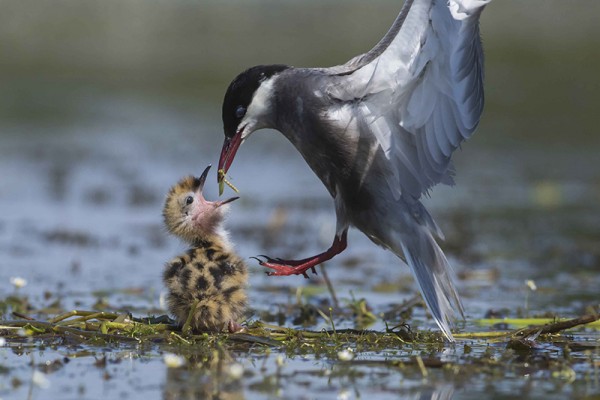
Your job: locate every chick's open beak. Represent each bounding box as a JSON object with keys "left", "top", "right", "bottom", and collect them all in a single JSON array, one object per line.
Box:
[
  {"left": 196, "top": 164, "right": 239, "bottom": 207},
  {"left": 197, "top": 164, "right": 212, "bottom": 192},
  {"left": 216, "top": 196, "right": 239, "bottom": 207}
]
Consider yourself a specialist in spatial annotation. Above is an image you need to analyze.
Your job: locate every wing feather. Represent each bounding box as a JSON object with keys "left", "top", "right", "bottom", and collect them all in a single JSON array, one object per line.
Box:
[{"left": 326, "top": 0, "right": 491, "bottom": 199}]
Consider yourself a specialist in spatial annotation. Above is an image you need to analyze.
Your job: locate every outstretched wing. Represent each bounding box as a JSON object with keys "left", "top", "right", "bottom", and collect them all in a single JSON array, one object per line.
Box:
[{"left": 326, "top": 0, "right": 491, "bottom": 200}]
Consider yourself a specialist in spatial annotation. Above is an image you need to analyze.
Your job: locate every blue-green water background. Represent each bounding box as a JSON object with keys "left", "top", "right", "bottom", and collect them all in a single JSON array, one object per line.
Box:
[{"left": 0, "top": 1, "right": 599, "bottom": 399}]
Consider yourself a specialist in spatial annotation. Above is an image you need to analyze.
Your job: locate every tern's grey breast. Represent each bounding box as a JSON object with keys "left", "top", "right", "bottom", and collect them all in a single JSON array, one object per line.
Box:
[{"left": 272, "top": 69, "right": 377, "bottom": 212}]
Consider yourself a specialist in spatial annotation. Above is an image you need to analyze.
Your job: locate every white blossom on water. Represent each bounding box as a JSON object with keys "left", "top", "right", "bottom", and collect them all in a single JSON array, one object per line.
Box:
[
  {"left": 32, "top": 370, "right": 51, "bottom": 389},
  {"left": 227, "top": 363, "right": 244, "bottom": 379},
  {"left": 163, "top": 353, "right": 185, "bottom": 368},
  {"left": 275, "top": 354, "right": 285, "bottom": 368},
  {"left": 525, "top": 279, "right": 537, "bottom": 291},
  {"left": 10, "top": 276, "right": 27, "bottom": 289},
  {"left": 337, "top": 348, "right": 354, "bottom": 361}
]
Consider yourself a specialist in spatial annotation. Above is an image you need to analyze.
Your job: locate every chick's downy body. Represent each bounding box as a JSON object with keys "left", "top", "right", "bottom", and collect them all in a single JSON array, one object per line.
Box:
[
  {"left": 163, "top": 240, "right": 247, "bottom": 332},
  {"left": 162, "top": 166, "right": 247, "bottom": 332}
]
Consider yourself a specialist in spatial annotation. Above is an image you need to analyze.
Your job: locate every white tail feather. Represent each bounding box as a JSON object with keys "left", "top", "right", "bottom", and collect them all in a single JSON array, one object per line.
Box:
[{"left": 392, "top": 223, "right": 464, "bottom": 341}]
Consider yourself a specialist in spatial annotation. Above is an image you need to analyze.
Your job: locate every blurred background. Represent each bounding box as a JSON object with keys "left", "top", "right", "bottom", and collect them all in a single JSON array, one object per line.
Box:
[
  {"left": 1, "top": 1, "right": 599, "bottom": 398},
  {"left": 2, "top": 0, "right": 599, "bottom": 142},
  {"left": 1, "top": 0, "right": 599, "bottom": 317}
]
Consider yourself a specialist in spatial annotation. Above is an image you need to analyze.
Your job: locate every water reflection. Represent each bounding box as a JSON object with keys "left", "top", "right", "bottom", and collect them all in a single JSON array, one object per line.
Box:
[{"left": 164, "top": 348, "right": 244, "bottom": 400}]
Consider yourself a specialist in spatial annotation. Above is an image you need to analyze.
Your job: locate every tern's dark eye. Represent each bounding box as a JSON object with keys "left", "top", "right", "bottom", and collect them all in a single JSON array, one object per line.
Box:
[
  {"left": 235, "top": 105, "right": 246, "bottom": 119},
  {"left": 185, "top": 196, "right": 194, "bottom": 205}
]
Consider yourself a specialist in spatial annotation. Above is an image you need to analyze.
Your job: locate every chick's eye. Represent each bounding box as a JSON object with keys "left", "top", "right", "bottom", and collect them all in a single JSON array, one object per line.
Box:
[
  {"left": 185, "top": 196, "right": 194, "bottom": 205},
  {"left": 235, "top": 105, "right": 246, "bottom": 119}
]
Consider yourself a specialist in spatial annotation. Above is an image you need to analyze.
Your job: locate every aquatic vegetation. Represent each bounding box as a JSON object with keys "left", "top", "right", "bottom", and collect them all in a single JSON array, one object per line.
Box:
[
  {"left": 1, "top": 302, "right": 597, "bottom": 353},
  {"left": 0, "top": 288, "right": 598, "bottom": 399}
]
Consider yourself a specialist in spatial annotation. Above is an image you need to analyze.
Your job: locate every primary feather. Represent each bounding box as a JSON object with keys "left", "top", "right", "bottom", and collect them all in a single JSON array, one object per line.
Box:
[{"left": 327, "top": 0, "right": 490, "bottom": 199}]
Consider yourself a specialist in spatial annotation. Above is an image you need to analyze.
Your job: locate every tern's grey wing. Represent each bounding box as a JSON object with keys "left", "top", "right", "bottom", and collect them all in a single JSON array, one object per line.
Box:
[
  {"left": 325, "top": 0, "right": 491, "bottom": 200},
  {"left": 329, "top": 0, "right": 416, "bottom": 74}
]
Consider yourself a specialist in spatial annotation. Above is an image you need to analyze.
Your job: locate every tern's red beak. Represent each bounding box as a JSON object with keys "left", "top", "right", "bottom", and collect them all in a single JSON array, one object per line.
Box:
[{"left": 218, "top": 129, "right": 243, "bottom": 184}]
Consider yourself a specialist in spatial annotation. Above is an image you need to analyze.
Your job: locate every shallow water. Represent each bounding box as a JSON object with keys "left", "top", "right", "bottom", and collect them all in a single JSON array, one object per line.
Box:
[{"left": 1, "top": 1, "right": 599, "bottom": 399}]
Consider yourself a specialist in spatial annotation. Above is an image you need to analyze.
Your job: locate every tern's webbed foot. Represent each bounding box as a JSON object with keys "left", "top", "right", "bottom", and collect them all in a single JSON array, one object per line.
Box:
[
  {"left": 251, "top": 232, "right": 347, "bottom": 279},
  {"left": 252, "top": 255, "right": 318, "bottom": 278}
]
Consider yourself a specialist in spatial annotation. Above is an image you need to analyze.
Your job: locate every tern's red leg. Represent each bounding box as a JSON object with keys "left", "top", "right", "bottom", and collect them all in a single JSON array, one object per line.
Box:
[{"left": 255, "top": 231, "right": 348, "bottom": 278}]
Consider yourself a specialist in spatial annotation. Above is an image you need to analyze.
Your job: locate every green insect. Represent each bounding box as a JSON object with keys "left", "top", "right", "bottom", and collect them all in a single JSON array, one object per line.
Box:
[{"left": 218, "top": 169, "right": 239, "bottom": 195}]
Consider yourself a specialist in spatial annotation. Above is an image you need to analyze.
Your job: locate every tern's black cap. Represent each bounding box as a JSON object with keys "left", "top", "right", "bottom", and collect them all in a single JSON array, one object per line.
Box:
[{"left": 222, "top": 64, "right": 290, "bottom": 138}]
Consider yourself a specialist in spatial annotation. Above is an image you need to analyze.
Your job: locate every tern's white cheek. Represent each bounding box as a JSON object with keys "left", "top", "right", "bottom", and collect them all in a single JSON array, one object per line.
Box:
[{"left": 240, "top": 75, "right": 277, "bottom": 135}]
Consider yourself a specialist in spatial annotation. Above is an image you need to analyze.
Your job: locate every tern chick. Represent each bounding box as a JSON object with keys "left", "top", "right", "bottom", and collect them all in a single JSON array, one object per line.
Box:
[
  {"left": 217, "top": 0, "right": 493, "bottom": 340},
  {"left": 163, "top": 165, "right": 247, "bottom": 333}
]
